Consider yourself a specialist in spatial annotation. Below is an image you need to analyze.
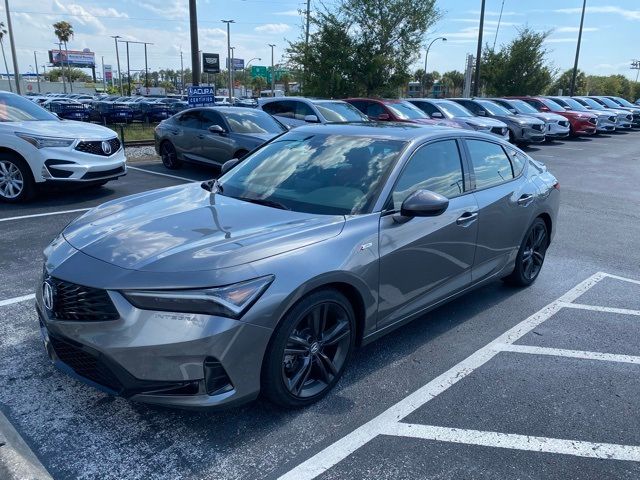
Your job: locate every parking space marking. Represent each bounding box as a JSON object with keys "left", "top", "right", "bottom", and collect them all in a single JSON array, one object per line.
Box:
[
  {"left": 545, "top": 146, "right": 583, "bottom": 151},
  {"left": 127, "top": 166, "right": 196, "bottom": 182},
  {"left": 382, "top": 423, "right": 640, "bottom": 462},
  {"left": 499, "top": 344, "right": 640, "bottom": 365},
  {"left": 0, "top": 208, "right": 90, "bottom": 223},
  {"left": 0, "top": 294, "right": 35, "bottom": 307},
  {"left": 560, "top": 302, "right": 640, "bottom": 317},
  {"left": 279, "top": 272, "right": 609, "bottom": 480}
]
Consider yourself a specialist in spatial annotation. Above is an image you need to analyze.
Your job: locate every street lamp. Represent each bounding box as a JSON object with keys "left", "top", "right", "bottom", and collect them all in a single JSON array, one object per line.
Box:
[
  {"left": 244, "top": 57, "right": 261, "bottom": 97},
  {"left": 268, "top": 44, "right": 276, "bottom": 97},
  {"left": 230, "top": 46, "right": 236, "bottom": 96},
  {"left": 111, "top": 35, "right": 123, "bottom": 95},
  {"left": 222, "top": 20, "right": 235, "bottom": 104},
  {"left": 422, "top": 37, "right": 446, "bottom": 97}
]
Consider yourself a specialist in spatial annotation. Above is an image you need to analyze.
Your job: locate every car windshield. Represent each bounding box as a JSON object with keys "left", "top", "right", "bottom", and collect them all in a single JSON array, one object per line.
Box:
[
  {"left": 578, "top": 97, "right": 604, "bottom": 110},
  {"left": 0, "top": 93, "right": 58, "bottom": 122},
  {"left": 540, "top": 98, "right": 566, "bottom": 112},
  {"left": 218, "top": 133, "right": 406, "bottom": 215},
  {"left": 508, "top": 99, "right": 539, "bottom": 114},
  {"left": 556, "top": 97, "right": 588, "bottom": 111},
  {"left": 597, "top": 97, "right": 622, "bottom": 108},
  {"left": 386, "top": 102, "right": 426, "bottom": 120},
  {"left": 611, "top": 96, "right": 635, "bottom": 108},
  {"left": 314, "top": 102, "right": 369, "bottom": 123},
  {"left": 477, "top": 100, "right": 512, "bottom": 116},
  {"left": 436, "top": 101, "right": 473, "bottom": 117},
  {"left": 224, "top": 110, "right": 287, "bottom": 134}
]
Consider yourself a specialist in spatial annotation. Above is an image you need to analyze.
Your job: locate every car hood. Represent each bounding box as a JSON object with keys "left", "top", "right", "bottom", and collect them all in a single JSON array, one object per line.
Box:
[
  {"left": 525, "top": 112, "right": 566, "bottom": 123},
  {"left": 62, "top": 183, "right": 345, "bottom": 272},
  {"left": 494, "top": 114, "right": 544, "bottom": 126},
  {"left": 11, "top": 120, "right": 118, "bottom": 140},
  {"left": 462, "top": 116, "right": 507, "bottom": 128}
]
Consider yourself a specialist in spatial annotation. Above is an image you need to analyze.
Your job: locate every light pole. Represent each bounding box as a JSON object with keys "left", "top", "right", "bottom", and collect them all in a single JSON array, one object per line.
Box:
[
  {"left": 245, "top": 57, "right": 261, "bottom": 97},
  {"left": 189, "top": 0, "right": 200, "bottom": 86},
  {"left": 230, "top": 46, "right": 235, "bottom": 98},
  {"left": 55, "top": 42, "right": 66, "bottom": 93},
  {"left": 268, "top": 43, "right": 276, "bottom": 96},
  {"left": 422, "top": 37, "right": 446, "bottom": 97},
  {"left": 569, "top": 0, "right": 587, "bottom": 96},
  {"left": 222, "top": 20, "right": 235, "bottom": 104},
  {"left": 4, "top": 0, "right": 20, "bottom": 93},
  {"left": 34, "top": 51, "right": 40, "bottom": 93},
  {"left": 111, "top": 35, "right": 122, "bottom": 95},
  {"left": 473, "top": 0, "right": 486, "bottom": 97}
]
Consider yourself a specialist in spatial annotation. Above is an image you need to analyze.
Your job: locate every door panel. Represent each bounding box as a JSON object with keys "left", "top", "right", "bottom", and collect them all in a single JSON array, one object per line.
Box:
[
  {"left": 173, "top": 111, "right": 201, "bottom": 160},
  {"left": 196, "top": 110, "right": 236, "bottom": 164}
]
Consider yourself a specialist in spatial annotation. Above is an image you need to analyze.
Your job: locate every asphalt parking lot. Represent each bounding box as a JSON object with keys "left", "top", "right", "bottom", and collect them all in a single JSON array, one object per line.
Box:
[{"left": 1, "top": 131, "right": 640, "bottom": 480}]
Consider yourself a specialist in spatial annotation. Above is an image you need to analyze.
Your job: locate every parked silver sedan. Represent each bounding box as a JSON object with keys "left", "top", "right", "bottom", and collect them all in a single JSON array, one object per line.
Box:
[
  {"left": 154, "top": 107, "right": 287, "bottom": 169},
  {"left": 38, "top": 124, "right": 559, "bottom": 410}
]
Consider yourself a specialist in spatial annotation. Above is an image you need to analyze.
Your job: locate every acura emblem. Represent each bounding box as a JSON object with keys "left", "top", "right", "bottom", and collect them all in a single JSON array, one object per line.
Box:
[
  {"left": 43, "top": 281, "right": 54, "bottom": 311},
  {"left": 101, "top": 140, "right": 112, "bottom": 155}
]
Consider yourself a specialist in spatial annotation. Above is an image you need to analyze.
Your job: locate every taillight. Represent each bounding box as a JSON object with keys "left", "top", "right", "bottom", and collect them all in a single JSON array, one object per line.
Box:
[{"left": 553, "top": 182, "right": 560, "bottom": 190}]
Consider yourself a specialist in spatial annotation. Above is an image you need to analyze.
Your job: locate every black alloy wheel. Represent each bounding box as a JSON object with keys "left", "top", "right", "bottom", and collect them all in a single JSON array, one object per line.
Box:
[
  {"left": 263, "top": 290, "right": 355, "bottom": 407},
  {"left": 504, "top": 218, "right": 548, "bottom": 286},
  {"left": 160, "top": 141, "right": 181, "bottom": 170}
]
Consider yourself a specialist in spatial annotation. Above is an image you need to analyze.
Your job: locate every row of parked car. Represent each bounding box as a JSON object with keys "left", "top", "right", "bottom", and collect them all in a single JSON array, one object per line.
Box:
[
  {"left": 26, "top": 92, "right": 190, "bottom": 124},
  {"left": 152, "top": 94, "right": 640, "bottom": 172}
]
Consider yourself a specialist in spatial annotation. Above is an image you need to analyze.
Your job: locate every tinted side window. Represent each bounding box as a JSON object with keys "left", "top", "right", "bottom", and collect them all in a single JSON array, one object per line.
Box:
[
  {"left": 263, "top": 101, "right": 295, "bottom": 118},
  {"left": 464, "top": 101, "right": 483, "bottom": 115},
  {"left": 348, "top": 100, "right": 366, "bottom": 113},
  {"left": 506, "top": 149, "right": 528, "bottom": 177},
  {"left": 366, "top": 103, "right": 385, "bottom": 117},
  {"left": 467, "top": 140, "right": 514, "bottom": 189},
  {"left": 178, "top": 111, "right": 201, "bottom": 129},
  {"left": 389, "top": 140, "right": 465, "bottom": 210},
  {"left": 294, "top": 101, "right": 315, "bottom": 120},
  {"left": 415, "top": 101, "right": 438, "bottom": 116},
  {"left": 522, "top": 98, "right": 541, "bottom": 109},
  {"left": 198, "top": 110, "right": 226, "bottom": 129}
]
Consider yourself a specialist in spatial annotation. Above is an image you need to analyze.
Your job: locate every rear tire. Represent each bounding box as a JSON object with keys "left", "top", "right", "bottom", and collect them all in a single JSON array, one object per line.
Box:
[
  {"left": 0, "top": 153, "right": 35, "bottom": 203},
  {"left": 262, "top": 290, "right": 356, "bottom": 408},
  {"left": 504, "top": 218, "right": 548, "bottom": 287},
  {"left": 160, "top": 141, "right": 182, "bottom": 170}
]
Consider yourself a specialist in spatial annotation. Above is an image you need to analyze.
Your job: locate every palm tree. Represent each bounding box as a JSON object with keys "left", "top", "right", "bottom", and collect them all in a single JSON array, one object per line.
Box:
[
  {"left": 0, "top": 23, "right": 12, "bottom": 92},
  {"left": 53, "top": 21, "right": 74, "bottom": 92}
]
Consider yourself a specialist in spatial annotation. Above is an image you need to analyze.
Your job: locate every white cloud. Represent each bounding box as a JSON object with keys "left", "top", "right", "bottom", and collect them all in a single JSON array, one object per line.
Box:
[
  {"left": 555, "top": 6, "right": 640, "bottom": 21},
  {"left": 254, "top": 23, "right": 292, "bottom": 34},
  {"left": 140, "top": 0, "right": 188, "bottom": 20}
]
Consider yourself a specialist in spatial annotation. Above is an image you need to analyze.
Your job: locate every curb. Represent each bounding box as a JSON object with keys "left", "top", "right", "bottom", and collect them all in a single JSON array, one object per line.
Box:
[{"left": 0, "top": 411, "right": 52, "bottom": 480}]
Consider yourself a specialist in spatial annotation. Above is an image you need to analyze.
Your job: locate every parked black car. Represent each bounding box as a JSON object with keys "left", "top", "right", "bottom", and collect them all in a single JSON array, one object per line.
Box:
[
  {"left": 43, "top": 99, "right": 90, "bottom": 121},
  {"left": 89, "top": 101, "right": 134, "bottom": 124}
]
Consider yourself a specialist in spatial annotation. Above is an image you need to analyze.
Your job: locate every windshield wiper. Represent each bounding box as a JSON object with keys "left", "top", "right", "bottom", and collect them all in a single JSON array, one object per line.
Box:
[
  {"left": 201, "top": 178, "right": 223, "bottom": 193},
  {"left": 235, "top": 196, "right": 291, "bottom": 210}
]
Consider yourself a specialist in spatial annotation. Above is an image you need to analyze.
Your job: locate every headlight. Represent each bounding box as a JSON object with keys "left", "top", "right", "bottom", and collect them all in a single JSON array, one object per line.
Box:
[
  {"left": 122, "top": 276, "right": 274, "bottom": 319},
  {"left": 15, "top": 133, "right": 75, "bottom": 149}
]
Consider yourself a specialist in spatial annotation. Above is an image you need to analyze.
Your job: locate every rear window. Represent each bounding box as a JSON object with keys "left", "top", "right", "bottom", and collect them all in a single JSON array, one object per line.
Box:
[{"left": 314, "top": 102, "right": 368, "bottom": 123}]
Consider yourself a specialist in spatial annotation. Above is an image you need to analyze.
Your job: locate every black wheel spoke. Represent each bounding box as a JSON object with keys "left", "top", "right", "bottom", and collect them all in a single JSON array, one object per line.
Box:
[
  {"left": 310, "top": 305, "right": 327, "bottom": 338},
  {"left": 318, "top": 352, "right": 338, "bottom": 376},
  {"left": 315, "top": 355, "right": 333, "bottom": 383},
  {"left": 321, "top": 320, "right": 350, "bottom": 346},
  {"left": 533, "top": 251, "right": 545, "bottom": 265},
  {"left": 284, "top": 346, "right": 308, "bottom": 355},
  {"left": 289, "top": 357, "right": 312, "bottom": 395},
  {"left": 288, "top": 334, "right": 310, "bottom": 348}
]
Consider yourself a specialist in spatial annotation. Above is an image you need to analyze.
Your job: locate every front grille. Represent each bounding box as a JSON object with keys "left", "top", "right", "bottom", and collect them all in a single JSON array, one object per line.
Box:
[
  {"left": 49, "top": 334, "right": 122, "bottom": 391},
  {"left": 48, "top": 277, "right": 119, "bottom": 321},
  {"left": 81, "top": 166, "right": 125, "bottom": 180},
  {"left": 75, "top": 137, "right": 121, "bottom": 157},
  {"left": 532, "top": 124, "right": 544, "bottom": 132},
  {"left": 588, "top": 117, "right": 597, "bottom": 125},
  {"left": 491, "top": 126, "right": 506, "bottom": 135}
]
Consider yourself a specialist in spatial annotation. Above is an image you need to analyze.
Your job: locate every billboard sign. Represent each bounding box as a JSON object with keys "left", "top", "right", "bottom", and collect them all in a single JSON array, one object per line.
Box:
[
  {"left": 188, "top": 86, "right": 215, "bottom": 107},
  {"left": 202, "top": 53, "right": 220, "bottom": 73},
  {"left": 103, "top": 64, "right": 113, "bottom": 83},
  {"left": 48, "top": 49, "right": 96, "bottom": 68},
  {"left": 226, "top": 58, "right": 245, "bottom": 71}
]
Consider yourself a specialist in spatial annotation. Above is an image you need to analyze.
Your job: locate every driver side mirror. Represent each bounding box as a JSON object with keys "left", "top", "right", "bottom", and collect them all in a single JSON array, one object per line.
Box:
[
  {"left": 431, "top": 111, "right": 443, "bottom": 119},
  {"left": 304, "top": 114, "right": 320, "bottom": 123},
  {"left": 209, "top": 124, "right": 226, "bottom": 135},
  {"left": 221, "top": 158, "right": 241, "bottom": 175},
  {"left": 377, "top": 113, "right": 391, "bottom": 121},
  {"left": 509, "top": 108, "right": 518, "bottom": 114},
  {"left": 539, "top": 105, "right": 550, "bottom": 112},
  {"left": 477, "top": 110, "right": 486, "bottom": 116},
  {"left": 400, "top": 190, "right": 449, "bottom": 218}
]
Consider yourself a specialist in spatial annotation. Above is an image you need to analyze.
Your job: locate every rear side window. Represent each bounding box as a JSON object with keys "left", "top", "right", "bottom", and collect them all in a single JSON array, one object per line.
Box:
[
  {"left": 506, "top": 149, "right": 528, "bottom": 177},
  {"left": 178, "top": 111, "right": 201, "bottom": 129},
  {"left": 294, "top": 101, "right": 315, "bottom": 120},
  {"left": 389, "top": 140, "right": 465, "bottom": 210},
  {"left": 413, "top": 101, "right": 438, "bottom": 116},
  {"left": 262, "top": 101, "right": 295, "bottom": 118},
  {"left": 366, "top": 103, "right": 385, "bottom": 117},
  {"left": 467, "top": 140, "right": 514, "bottom": 189}
]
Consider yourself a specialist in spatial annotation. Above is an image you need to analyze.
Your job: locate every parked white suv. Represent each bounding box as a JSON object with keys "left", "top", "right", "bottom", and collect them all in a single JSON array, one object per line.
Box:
[{"left": 0, "top": 92, "right": 126, "bottom": 202}]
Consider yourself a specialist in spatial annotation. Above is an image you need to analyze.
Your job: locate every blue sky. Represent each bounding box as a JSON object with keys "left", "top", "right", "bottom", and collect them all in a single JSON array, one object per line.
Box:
[{"left": 1, "top": 0, "right": 639, "bottom": 81}]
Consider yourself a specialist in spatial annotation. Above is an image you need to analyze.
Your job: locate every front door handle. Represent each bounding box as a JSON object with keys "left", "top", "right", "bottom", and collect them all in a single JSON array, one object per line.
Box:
[
  {"left": 456, "top": 211, "right": 478, "bottom": 226},
  {"left": 517, "top": 194, "right": 534, "bottom": 206}
]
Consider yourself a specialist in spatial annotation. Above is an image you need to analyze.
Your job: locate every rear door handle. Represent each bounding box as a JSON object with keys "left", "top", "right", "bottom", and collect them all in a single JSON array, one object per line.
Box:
[
  {"left": 456, "top": 211, "right": 478, "bottom": 226},
  {"left": 517, "top": 194, "right": 534, "bottom": 206}
]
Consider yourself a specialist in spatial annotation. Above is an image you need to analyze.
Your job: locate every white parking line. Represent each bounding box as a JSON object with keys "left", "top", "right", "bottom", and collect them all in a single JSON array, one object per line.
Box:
[
  {"left": 0, "top": 293, "right": 35, "bottom": 307},
  {"left": 545, "top": 146, "right": 583, "bottom": 151},
  {"left": 560, "top": 302, "right": 640, "bottom": 317},
  {"left": 278, "top": 272, "right": 609, "bottom": 480},
  {"left": 127, "top": 166, "right": 195, "bottom": 182},
  {"left": 0, "top": 208, "right": 90, "bottom": 223},
  {"left": 499, "top": 344, "right": 640, "bottom": 365},
  {"left": 383, "top": 423, "right": 640, "bottom": 462}
]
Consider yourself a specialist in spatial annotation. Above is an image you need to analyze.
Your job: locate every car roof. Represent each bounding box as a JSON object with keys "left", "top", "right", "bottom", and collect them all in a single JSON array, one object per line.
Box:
[
  {"left": 344, "top": 98, "right": 405, "bottom": 105},
  {"left": 286, "top": 122, "right": 484, "bottom": 141}
]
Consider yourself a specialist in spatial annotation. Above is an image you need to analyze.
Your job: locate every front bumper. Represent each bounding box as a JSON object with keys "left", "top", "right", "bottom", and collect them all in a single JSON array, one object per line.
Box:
[
  {"left": 513, "top": 125, "right": 546, "bottom": 143},
  {"left": 545, "top": 122, "right": 570, "bottom": 138},
  {"left": 36, "top": 284, "right": 273, "bottom": 409}
]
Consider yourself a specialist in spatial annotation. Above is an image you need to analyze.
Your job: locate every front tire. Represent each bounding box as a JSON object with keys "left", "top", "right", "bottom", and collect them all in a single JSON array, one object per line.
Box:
[
  {"left": 504, "top": 218, "right": 548, "bottom": 287},
  {"left": 262, "top": 290, "right": 356, "bottom": 408},
  {"left": 0, "top": 154, "right": 35, "bottom": 203},
  {"left": 160, "top": 141, "right": 182, "bottom": 170}
]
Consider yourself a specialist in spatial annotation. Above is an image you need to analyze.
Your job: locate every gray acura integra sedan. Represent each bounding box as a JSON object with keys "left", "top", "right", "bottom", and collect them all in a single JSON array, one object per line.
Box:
[{"left": 37, "top": 123, "right": 559, "bottom": 409}]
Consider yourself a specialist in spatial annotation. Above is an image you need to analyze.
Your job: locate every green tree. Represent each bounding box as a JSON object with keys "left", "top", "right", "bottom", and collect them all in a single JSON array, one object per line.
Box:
[
  {"left": 549, "top": 68, "right": 587, "bottom": 95},
  {"left": 441, "top": 70, "right": 464, "bottom": 96},
  {"left": 53, "top": 20, "right": 75, "bottom": 92},
  {"left": 251, "top": 75, "right": 267, "bottom": 94},
  {"left": 480, "top": 27, "right": 554, "bottom": 96},
  {"left": 47, "top": 67, "right": 90, "bottom": 82},
  {"left": 288, "top": 0, "right": 440, "bottom": 97}
]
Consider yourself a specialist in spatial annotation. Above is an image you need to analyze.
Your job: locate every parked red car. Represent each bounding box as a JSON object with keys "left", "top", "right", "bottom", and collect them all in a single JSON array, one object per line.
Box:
[
  {"left": 507, "top": 96, "right": 597, "bottom": 136},
  {"left": 344, "top": 98, "right": 461, "bottom": 128}
]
